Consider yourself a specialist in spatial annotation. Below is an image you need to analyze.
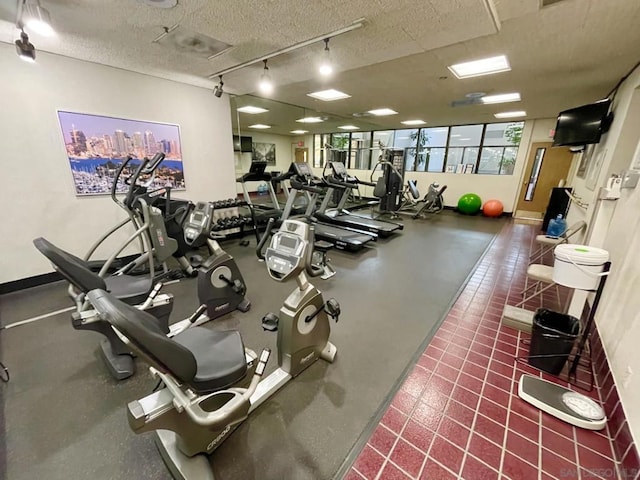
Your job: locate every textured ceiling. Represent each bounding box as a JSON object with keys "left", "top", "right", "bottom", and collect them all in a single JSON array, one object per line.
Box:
[{"left": 1, "top": 0, "right": 639, "bottom": 135}]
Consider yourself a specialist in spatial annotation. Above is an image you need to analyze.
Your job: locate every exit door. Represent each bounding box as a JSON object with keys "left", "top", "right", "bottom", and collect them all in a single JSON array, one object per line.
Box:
[
  {"left": 295, "top": 148, "right": 308, "bottom": 163},
  {"left": 516, "top": 142, "right": 573, "bottom": 216}
]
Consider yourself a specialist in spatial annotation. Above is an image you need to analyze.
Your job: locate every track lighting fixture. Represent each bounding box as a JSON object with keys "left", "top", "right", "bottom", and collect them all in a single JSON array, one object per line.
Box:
[
  {"left": 213, "top": 76, "right": 224, "bottom": 97},
  {"left": 259, "top": 59, "right": 273, "bottom": 94},
  {"left": 319, "top": 38, "right": 333, "bottom": 76},
  {"left": 22, "top": 0, "right": 55, "bottom": 37},
  {"left": 15, "top": 29, "right": 36, "bottom": 62}
]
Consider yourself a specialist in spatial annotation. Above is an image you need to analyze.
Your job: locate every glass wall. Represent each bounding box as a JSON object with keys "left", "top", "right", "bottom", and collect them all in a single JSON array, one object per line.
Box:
[
  {"left": 350, "top": 132, "right": 372, "bottom": 169},
  {"left": 313, "top": 122, "right": 524, "bottom": 175},
  {"left": 418, "top": 127, "right": 449, "bottom": 172}
]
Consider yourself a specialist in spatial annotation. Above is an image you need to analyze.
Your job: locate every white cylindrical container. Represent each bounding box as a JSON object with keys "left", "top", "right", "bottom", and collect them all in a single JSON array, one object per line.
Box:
[{"left": 553, "top": 244, "right": 609, "bottom": 290}]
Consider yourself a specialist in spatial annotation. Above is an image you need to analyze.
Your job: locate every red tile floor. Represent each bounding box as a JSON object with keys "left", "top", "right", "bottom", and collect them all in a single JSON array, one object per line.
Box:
[{"left": 344, "top": 220, "right": 624, "bottom": 480}]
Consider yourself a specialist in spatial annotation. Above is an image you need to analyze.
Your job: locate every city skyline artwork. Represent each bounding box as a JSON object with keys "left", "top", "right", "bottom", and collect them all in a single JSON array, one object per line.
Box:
[{"left": 57, "top": 110, "right": 186, "bottom": 196}]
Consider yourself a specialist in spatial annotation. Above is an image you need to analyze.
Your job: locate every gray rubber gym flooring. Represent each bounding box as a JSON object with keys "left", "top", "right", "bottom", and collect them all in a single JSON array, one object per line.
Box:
[{"left": 0, "top": 211, "right": 504, "bottom": 480}]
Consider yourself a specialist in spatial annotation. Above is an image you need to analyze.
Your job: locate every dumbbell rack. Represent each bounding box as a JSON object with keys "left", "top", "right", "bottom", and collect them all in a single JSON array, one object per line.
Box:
[{"left": 209, "top": 198, "right": 254, "bottom": 239}]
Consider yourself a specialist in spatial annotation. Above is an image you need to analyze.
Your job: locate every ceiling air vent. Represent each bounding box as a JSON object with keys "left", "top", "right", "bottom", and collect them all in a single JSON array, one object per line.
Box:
[
  {"left": 154, "top": 25, "right": 232, "bottom": 60},
  {"left": 541, "top": 0, "right": 567, "bottom": 7}
]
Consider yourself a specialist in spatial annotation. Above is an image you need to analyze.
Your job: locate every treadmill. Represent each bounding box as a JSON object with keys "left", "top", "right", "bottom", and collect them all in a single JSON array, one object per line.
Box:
[
  {"left": 284, "top": 162, "right": 376, "bottom": 252},
  {"left": 236, "top": 160, "right": 281, "bottom": 212},
  {"left": 271, "top": 164, "right": 310, "bottom": 216},
  {"left": 237, "top": 160, "right": 282, "bottom": 239},
  {"left": 317, "top": 161, "right": 403, "bottom": 238}
]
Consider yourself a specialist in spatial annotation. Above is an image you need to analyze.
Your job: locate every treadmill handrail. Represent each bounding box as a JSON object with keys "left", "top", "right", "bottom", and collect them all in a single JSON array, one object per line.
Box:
[
  {"left": 324, "top": 176, "right": 355, "bottom": 189},
  {"left": 290, "top": 178, "right": 324, "bottom": 195}
]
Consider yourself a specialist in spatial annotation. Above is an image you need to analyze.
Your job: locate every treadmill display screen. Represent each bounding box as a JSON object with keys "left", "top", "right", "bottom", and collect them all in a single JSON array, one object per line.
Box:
[
  {"left": 331, "top": 162, "right": 348, "bottom": 176},
  {"left": 295, "top": 163, "right": 312, "bottom": 176}
]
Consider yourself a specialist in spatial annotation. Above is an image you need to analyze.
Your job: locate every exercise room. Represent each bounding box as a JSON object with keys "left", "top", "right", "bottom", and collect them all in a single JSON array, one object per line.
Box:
[{"left": 1, "top": 1, "right": 640, "bottom": 479}]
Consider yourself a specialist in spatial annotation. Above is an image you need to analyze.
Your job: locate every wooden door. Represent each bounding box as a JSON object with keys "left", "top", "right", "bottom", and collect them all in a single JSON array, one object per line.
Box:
[
  {"left": 516, "top": 142, "right": 573, "bottom": 214},
  {"left": 295, "top": 148, "right": 308, "bottom": 163}
]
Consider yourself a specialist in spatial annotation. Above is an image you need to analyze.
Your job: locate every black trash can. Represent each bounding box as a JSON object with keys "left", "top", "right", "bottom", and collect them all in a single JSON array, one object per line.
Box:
[{"left": 528, "top": 308, "right": 580, "bottom": 375}]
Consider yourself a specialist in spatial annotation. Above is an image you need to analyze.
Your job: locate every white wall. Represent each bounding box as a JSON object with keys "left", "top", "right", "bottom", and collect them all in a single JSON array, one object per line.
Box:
[
  {"left": 0, "top": 43, "right": 236, "bottom": 284},
  {"left": 234, "top": 131, "right": 300, "bottom": 193},
  {"left": 564, "top": 65, "right": 640, "bottom": 444}
]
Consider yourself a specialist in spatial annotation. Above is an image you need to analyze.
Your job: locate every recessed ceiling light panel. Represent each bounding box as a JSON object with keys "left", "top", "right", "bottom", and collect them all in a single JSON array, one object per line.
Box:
[
  {"left": 249, "top": 124, "right": 271, "bottom": 129},
  {"left": 296, "top": 117, "right": 324, "bottom": 123},
  {"left": 237, "top": 106, "right": 269, "bottom": 114},
  {"left": 481, "top": 93, "right": 521, "bottom": 104},
  {"left": 368, "top": 108, "right": 398, "bottom": 116},
  {"left": 338, "top": 125, "right": 359, "bottom": 130},
  {"left": 494, "top": 111, "right": 526, "bottom": 118},
  {"left": 290, "top": 130, "right": 309, "bottom": 134},
  {"left": 307, "top": 89, "right": 351, "bottom": 101},
  {"left": 448, "top": 55, "right": 511, "bottom": 79},
  {"left": 401, "top": 120, "right": 426, "bottom": 125}
]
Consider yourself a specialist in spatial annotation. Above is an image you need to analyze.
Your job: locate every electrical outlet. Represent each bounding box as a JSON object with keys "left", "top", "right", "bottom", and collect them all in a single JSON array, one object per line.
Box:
[{"left": 622, "top": 366, "right": 633, "bottom": 389}]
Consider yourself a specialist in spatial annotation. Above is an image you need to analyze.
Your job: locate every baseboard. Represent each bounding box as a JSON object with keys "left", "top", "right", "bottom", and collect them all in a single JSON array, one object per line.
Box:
[
  {"left": 444, "top": 205, "right": 514, "bottom": 217},
  {"left": 590, "top": 326, "right": 640, "bottom": 476},
  {"left": 0, "top": 271, "right": 63, "bottom": 295}
]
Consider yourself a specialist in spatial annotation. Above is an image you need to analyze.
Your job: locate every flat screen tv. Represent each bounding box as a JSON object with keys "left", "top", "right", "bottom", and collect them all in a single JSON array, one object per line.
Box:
[
  {"left": 233, "top": 135, "right": 253, "bottom": 152},
  {"left": 553, "top": 99, "right": 612, "bottom": 147}
]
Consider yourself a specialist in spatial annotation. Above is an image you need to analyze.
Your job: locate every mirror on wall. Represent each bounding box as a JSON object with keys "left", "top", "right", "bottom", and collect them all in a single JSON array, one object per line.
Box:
[{"left": 229, "top": 94, "right": 380, "bottom": 178}]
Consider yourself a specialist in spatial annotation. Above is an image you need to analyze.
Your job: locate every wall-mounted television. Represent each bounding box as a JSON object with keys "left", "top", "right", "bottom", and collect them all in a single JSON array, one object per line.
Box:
[
  {"left": 552, "top": 99, "right": 613, "bottom": 147},
  {"left": 233, "top": 135, "right": 253, "bottom": 152}
]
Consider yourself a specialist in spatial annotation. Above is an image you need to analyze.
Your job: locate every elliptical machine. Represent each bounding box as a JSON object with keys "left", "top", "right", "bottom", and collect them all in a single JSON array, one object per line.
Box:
[
  {"left": 86, "top": 219, "right": 340, "bottom": 480},
  {"left": 34, "top": 200, "right": 250, "bottom": 381}
]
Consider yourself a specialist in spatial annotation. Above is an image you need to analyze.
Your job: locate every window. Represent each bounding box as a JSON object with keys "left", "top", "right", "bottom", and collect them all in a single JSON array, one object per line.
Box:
[
  {"left": 350, "top": 132, "right": 372, "bottom": 170},
  {"left": 371, "top": 131, "right": 395, "bottom": 168},
  {"left": 330, "top": 132, "right": 350, "bottom": 166},
  {"left": 392, "top": 129, "right": 418, "bottom": 171},
  {"left": 477, "top": 122, "right": 524, "bottom": 175},
  {"left": 416, "top": 127, "right": 448, "bottom": 172},
  {"left": 444, "top": 125, "right": 483, "bottom": 173},
  {"left": 313, "top": 121, "right": 524, "bottom": 175},
  {"left": 313, "top": 134, "right": 330, "bottom": 168}
]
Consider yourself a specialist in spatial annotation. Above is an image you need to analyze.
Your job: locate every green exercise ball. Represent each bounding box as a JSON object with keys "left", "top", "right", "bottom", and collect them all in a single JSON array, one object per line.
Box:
[{"left": 457, "top": 193, "right": 482, "bottom": 215}]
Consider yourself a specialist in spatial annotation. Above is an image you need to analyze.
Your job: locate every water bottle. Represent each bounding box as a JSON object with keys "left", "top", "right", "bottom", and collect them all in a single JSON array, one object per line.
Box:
[{"left": 546, "top": 214, "right": 566, "bottom": 239}]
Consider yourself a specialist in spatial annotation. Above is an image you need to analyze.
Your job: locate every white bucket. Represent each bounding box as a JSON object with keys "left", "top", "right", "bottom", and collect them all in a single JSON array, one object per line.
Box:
[{"left": 553, "top": 244, "right": 609, "bottom": 290}]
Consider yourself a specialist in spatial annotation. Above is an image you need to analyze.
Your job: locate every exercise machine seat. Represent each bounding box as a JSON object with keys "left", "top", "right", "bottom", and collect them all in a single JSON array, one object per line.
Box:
[
  {"left": 173, "top": 328, "right": 248, "bottom": 392},
  {"left": 87, "top": 289, "right": 248, "bottom": 394},
  {"left": 33, "top": 237, "right": 152, "bottom": 305}
]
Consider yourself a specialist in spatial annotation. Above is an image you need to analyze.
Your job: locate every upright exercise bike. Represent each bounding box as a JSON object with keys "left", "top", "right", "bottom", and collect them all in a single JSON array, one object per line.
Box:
[{"left": 86, "top": 219, "right": 340, "bottom": 480}]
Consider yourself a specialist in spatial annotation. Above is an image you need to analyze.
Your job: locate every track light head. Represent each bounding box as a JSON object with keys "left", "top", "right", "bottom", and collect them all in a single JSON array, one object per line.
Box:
[
  {"left": 259, "top": 59, "right": 273, "bottom": 94},
  {"left": 15, "top": 30, "right": 36, "bottom": 62},
  {"left": 213, "top": 75, "right": 224, "bottom": 97},
  {"left": 319, "top": 37, "right": 333, "bottom": 76},
  {"left": 23, "top": 1, "right": 55, "bottom": 37}
]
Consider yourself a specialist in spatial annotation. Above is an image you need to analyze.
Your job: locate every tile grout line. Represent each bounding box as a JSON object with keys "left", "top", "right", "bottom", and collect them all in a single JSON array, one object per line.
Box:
[
  {"left": 416, "top": 259, "right": 495, "bottom": 479},
  {"left": 456, "top": 232, "right": 518, "bottom": 480}
]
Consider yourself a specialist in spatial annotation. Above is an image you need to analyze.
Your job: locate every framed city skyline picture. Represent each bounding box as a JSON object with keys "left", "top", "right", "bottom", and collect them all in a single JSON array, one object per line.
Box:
[{"left": 57, "top": 111, "right": 186, "bottom": 196}]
